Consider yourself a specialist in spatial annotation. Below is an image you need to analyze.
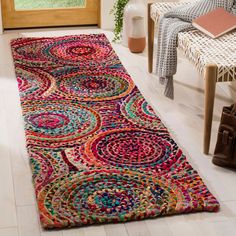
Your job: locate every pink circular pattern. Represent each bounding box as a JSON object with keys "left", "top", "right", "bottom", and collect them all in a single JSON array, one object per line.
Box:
[
  {"left": 83, "top": 129, "right": 181, "bottom": 171},
  {"left": 23, "top": 101, "right": 101, "bottom": 148},
  {"left": 121, "top": 92, "right": 166, "bottom": 131},
  {"left": 29, "top": 113, "right": 69, "bottom": 129},
  {"left": 16, "top": 66, "right": 55, "bottom": 100},
  {"left": 47, "top": 41, "right": 104, "bottom": 62},
  {"left": 37, "top": 168, "right": 183, "bottom": 228},
  {"left": 11, "top": 34, "right": 119, "bottom": 68},
  {"left": 55, "top": 69, "right": 135, "bottom": 101}
]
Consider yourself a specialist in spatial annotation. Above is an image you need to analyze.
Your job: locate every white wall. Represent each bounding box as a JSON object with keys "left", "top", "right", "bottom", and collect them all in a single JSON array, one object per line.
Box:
[{"left": 100, "top": 0, "right": 116, "bottom": 30}]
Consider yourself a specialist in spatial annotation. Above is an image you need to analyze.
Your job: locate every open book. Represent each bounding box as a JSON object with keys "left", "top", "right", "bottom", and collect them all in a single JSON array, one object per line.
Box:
[{"left": 192, "top": 8, "right": 236, "bottom": 38}]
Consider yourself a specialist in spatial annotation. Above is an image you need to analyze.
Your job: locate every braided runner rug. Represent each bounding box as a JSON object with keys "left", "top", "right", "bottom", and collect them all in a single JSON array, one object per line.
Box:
[{"left": 11, "top": 34, "right": 219, "bottom": 229}]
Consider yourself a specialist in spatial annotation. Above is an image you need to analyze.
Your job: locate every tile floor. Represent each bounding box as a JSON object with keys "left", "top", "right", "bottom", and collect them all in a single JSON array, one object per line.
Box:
[{"left": 0, "top": 27, "right": 236, "bottom": 236}]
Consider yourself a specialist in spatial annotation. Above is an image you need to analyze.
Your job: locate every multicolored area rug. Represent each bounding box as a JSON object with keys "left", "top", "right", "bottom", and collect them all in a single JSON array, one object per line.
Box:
[{"left": 11, "top": 34, "right": 219, "bottom": 229}]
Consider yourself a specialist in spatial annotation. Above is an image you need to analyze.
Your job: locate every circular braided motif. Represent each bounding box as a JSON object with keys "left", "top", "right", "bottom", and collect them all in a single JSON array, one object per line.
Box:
[
  {"left": 82, "top": 129, "right": 181, "bottom": 171},
  {"left": 46, "top": 39, "right": 108, "bottom": 64},
  {"left": 121, "top": 93, "right": 166, "bottom": 131},
  {"left": 55, "top": 69, "right": 135, "bottom": 101},
  {"left": 23, "top": 101, "right": 101, "bottom": 147},
  {"left": 29, "top": 149, "right": 70, "bottom": 194},
  {"left": 38, "top": 168, "right": 182, "bottom": 228},
  {"left": 12, "top": 35, "right": 118, "bottom": 68},
  {"left": 16, "top": 66, "right": 56, "bottom": 100}
]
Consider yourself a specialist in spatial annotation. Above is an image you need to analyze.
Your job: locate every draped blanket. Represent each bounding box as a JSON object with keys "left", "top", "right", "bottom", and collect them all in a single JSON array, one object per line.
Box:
[{"left": 156, "top": 0, "right": 236, "bottom": 99}]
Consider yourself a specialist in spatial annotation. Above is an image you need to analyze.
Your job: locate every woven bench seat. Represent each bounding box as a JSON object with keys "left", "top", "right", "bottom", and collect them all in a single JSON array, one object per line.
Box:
[
  {"left": 148, "top": 2, "right": 236, "bottom": 154},
  {"left": 178, "top": 30, "right": 236, "bottom": 82}
]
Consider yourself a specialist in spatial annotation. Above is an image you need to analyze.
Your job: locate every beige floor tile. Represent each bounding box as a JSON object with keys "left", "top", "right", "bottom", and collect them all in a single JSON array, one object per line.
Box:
[
  {"left": 0, "top": 33, "right": 19, "bottom": 65},
  {"left": 105, "top": 224, "right": 128, "bottom": 236},
  {"left": 0, "top": 99, "right": 18, "bottom": 228},
  {"left": 125, "top": 221, "right": 150, "bottom": 236},
  {"left": 83, "top": 225, "right": 106, "bottom": 236},
  {"left": 41, "top": 230, "right": 63, "bottom": 236},
  {"left": 169, "top": 221, "right": 202, "bottom": 236},
  {"left": 17, "top": 205, "right": 40, "bottom": 236},
  {"left": 62, "top": 228, "right": 85, "bottom": 236},
  {"left": 145, "top": 218, "right": 173, "bottom": 236},
  {"left": 0, "top": 227, "right": 18, "bottom": 236},
  {"left": 196, "top": 220, "right": 236, "bottom": 236}
]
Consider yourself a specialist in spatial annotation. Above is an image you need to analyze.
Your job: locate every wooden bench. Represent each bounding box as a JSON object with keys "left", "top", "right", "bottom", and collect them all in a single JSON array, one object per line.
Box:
[{"left": 148, "top": 2, "right": 236, "bottom": 154}]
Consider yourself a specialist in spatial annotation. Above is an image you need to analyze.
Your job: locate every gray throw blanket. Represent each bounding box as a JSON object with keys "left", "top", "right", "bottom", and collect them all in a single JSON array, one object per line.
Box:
[{"left": 156, "top": 0, "right": 236, "bottom": 99}]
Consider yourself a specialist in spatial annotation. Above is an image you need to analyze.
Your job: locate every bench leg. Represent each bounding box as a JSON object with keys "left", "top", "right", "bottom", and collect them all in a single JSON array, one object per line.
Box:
[
  {"left": 148, "top": 3, "right": 154, "bottom": 73},
  {"left": 204, "top": 64, "right": 217, "bottom": 154}
]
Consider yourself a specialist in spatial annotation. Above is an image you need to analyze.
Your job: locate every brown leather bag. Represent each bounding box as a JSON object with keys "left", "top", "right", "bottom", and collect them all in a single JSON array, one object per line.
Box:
[{"left": 212, "top": 104, "right": 236, "bottom": 168}]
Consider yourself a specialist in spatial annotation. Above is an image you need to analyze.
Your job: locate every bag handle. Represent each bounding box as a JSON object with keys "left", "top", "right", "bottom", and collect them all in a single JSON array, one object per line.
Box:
[{"left": 232, "top": 104, "right": 236, "bottom": 115}]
